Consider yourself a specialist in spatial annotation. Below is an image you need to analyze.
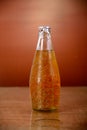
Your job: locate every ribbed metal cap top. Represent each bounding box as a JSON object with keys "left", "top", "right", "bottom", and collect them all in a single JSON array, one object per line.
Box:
[{"left": 38, "top": 26, "right": 51, "bottom": 32}]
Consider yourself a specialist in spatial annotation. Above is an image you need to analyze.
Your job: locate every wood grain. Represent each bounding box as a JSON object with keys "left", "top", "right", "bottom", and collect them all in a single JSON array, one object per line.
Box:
[{"left": 0, "top": 87, "right": 87, "bottom": 130}]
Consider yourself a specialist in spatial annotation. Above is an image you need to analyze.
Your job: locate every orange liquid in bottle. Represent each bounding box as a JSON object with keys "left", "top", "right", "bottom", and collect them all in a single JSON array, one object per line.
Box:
[{"left": 30, "top": 50, "right": 60, "bottom": 111}]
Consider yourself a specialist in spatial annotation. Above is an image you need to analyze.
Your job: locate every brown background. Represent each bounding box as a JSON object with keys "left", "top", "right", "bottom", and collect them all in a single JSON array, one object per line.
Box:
[{"left": 0, "top": 0, "right": 87, "bottom": 86}]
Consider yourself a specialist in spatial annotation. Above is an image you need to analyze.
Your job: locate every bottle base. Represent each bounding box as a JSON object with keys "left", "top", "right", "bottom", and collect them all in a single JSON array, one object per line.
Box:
[{"left": 33, "top": 107, "right": 58, "bottom": 112}]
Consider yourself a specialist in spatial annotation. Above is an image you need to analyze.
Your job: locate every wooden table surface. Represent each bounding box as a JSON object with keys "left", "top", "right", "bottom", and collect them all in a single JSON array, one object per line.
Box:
[{"left": 0, "top": 87, "right": 87, "bottom": 130}]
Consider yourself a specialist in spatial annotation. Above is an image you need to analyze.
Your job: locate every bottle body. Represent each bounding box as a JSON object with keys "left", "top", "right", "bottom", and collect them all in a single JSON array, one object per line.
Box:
[{"left": 29, "top": 26, "right": 60, "bottom": 111}]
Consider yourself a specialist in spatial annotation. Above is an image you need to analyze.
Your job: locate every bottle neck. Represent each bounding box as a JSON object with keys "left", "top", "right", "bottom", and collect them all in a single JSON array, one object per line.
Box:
[{"left": 36, "top": 26, "right": 53, "bottom": 51}]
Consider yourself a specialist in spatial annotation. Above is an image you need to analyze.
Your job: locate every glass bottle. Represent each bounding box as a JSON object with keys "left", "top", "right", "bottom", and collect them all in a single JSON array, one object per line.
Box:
[{"left": 29, "top": 26, "right": 61, "bottom": 111}]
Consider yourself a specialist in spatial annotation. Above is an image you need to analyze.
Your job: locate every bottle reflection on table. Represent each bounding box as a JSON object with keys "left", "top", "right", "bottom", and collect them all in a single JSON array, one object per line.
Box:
[{"left": 29, "top": 110, "right": 60, "bottom": 130}]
